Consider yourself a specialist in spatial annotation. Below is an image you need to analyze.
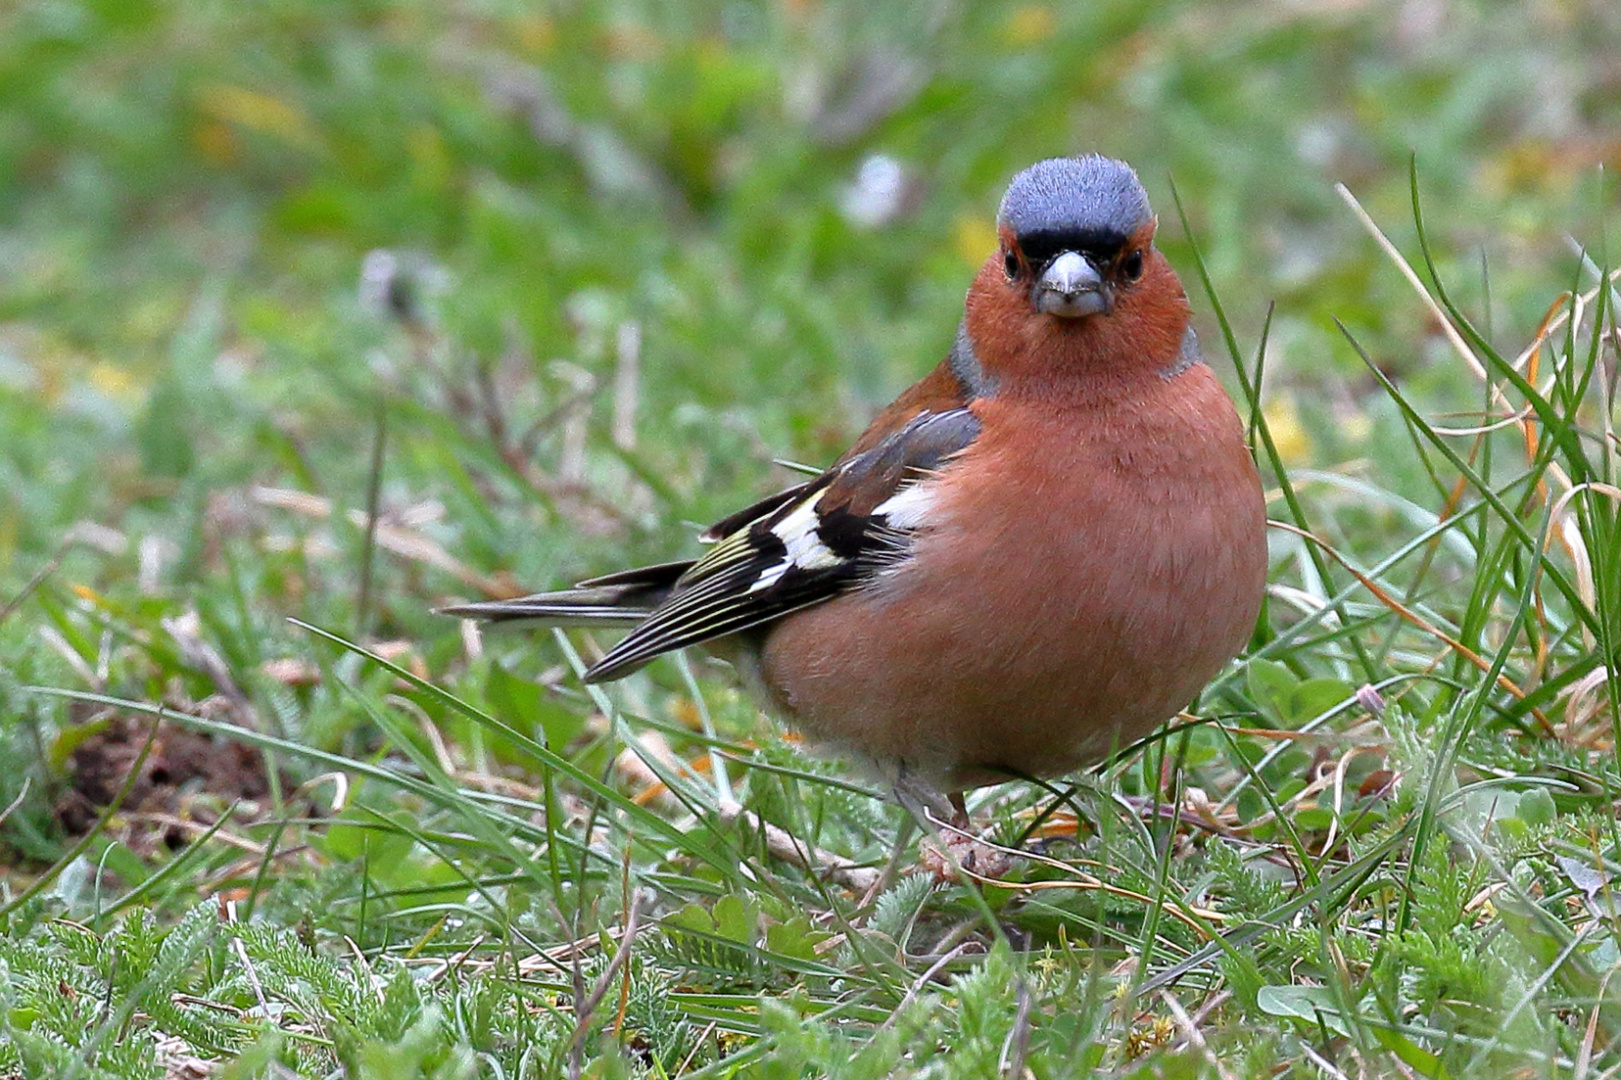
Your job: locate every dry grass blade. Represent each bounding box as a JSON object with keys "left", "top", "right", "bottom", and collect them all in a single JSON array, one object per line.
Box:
[
  {"left": 567, "top": 889, "right": 647, "bottom": 1079},
  {"left": 717, "top": 797, "right": 880, "bottom": 893}
]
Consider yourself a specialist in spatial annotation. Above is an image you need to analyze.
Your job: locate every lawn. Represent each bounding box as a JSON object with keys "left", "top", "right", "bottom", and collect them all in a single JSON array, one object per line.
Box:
[{"left": 3, "top": 1, "right": 1621, "bottom": 1076}]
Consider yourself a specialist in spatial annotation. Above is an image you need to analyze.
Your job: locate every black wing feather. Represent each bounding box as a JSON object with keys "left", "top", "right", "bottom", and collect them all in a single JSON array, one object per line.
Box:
[{"left": 583, "top": 408, "right": 979, "bottom": 682}]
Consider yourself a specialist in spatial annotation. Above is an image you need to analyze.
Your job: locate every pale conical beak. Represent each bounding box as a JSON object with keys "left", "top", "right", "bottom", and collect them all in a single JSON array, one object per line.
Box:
[{"left": 1034, "top": 251, "right": 1110, "bottom": 318}]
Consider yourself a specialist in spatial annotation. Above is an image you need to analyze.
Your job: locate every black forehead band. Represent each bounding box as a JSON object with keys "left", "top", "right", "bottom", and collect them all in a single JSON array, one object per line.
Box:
[
  {"left": 1014, "top": 227, "right": 1131, "bottom": 267},
  {"left": 997, "top": 156, "right": 1153, "bottom": 247}
]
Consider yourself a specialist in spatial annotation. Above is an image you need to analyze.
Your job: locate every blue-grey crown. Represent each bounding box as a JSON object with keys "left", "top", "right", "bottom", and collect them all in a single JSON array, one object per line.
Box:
[{"left": 997, "top": 156, "right": 1152, "bottom": 254}]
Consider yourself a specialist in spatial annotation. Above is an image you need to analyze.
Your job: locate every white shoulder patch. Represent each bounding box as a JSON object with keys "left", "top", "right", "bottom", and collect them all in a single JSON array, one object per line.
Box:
[
  {"left": 873, "top": 483, "right": 938, "bottom": 530},
  {"left": 770, "top": 500, "right": 843, "bottom": 571},
  {"left": 746, "top": 562, "right": 789, "bottom": 593}
]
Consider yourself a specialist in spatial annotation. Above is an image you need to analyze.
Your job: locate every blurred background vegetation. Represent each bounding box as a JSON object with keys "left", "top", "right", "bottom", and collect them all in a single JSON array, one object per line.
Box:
[
  {"left": 3, "top": 0, "right": 1618, "bottom": 611},
  {"left": 4, "top": 1, "right": 1621, "bottom": 1075}
]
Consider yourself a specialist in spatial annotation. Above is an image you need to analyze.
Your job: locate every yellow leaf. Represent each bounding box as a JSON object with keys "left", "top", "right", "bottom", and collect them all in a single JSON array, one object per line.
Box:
[
  {"left": 199, "top": 84, "right": 318, "bottom": 150},
  {"left": 1263, "top": 393, "right": 1312, "bottom": 464},
  {"left": 87, "top": 362, "right": 139, "bottom": 402},
  {"left": 514, "top": 15, "right": 556, "bottom": 55},
  {"left": 952, "top": 214, "right": 997, "bottom": 267},
  {"left": 1002, "top": 4, "right": 1057, "bottom": 47}
]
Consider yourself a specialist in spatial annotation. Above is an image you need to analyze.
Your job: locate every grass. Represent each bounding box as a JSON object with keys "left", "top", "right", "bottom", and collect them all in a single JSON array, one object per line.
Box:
[{"left": 4, "top": 1, "right": 1621, "bottom": 1076}]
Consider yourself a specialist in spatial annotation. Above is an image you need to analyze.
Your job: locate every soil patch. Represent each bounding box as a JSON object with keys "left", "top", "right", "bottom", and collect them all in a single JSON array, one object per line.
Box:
[{"left": 56, "top": 708, "right": 278, "bottom": 855}]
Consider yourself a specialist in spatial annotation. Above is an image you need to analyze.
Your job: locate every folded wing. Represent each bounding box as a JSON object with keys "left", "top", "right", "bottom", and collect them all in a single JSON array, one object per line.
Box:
[{"left": 582, "top": 407, "right": 980, "bottom": 681}]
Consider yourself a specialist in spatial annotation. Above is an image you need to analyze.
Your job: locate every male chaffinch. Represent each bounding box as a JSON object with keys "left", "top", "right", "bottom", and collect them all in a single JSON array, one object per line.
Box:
[{"left": 443, "top": 155, "right": 1268, "bottom": 821}]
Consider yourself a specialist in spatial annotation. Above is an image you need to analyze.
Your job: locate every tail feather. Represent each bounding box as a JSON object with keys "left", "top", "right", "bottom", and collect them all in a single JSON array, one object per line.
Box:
[{"left": 436, "top": 560, "right": 693, "bottom": 631}]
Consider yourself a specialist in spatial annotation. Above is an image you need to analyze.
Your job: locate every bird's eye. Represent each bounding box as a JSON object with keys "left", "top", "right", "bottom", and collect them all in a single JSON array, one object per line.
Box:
[
  {"left": 1122, "top": 249, "right": 1144, "bottom": 281},
  {"left": 1004, "top": 250, "right": 1020, "bottom": 279}
]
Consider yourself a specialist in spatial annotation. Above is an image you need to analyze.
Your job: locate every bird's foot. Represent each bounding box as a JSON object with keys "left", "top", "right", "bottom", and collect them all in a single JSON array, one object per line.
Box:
[
  {"left": 886, "top": 778, "right": 1017, "bottom": 882},
  {"left": 916, "top": 795, "right": 1016, "bottom": 882},
  {"left": 918, "top": 828, "right": 1015, "bottom": 882}
]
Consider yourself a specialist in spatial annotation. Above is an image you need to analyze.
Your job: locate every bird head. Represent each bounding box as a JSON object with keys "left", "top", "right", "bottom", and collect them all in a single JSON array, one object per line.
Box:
[
  {"left": 963, "top": 156, "right": 1191, "bottom": 390},
  {"left": 996, "top": 156, "right": 1158, "bottom": 321}
]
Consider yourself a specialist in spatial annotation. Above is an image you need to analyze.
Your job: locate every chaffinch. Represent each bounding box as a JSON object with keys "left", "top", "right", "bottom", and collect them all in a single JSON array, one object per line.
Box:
[{"left": 443, "top": 155, "right": 1268, "bottom": 821}]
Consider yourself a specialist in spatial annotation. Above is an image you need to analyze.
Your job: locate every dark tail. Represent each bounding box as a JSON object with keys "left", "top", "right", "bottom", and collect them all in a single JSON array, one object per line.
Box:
[{"left": 436, "top": 560, "right": 692, "bottom": 630}]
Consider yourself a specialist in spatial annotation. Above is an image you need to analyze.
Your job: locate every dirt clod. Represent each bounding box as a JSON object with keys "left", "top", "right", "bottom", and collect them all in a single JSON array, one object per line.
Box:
[{"left": 56, "top": 709, "right": 277, "bottom": 855}]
